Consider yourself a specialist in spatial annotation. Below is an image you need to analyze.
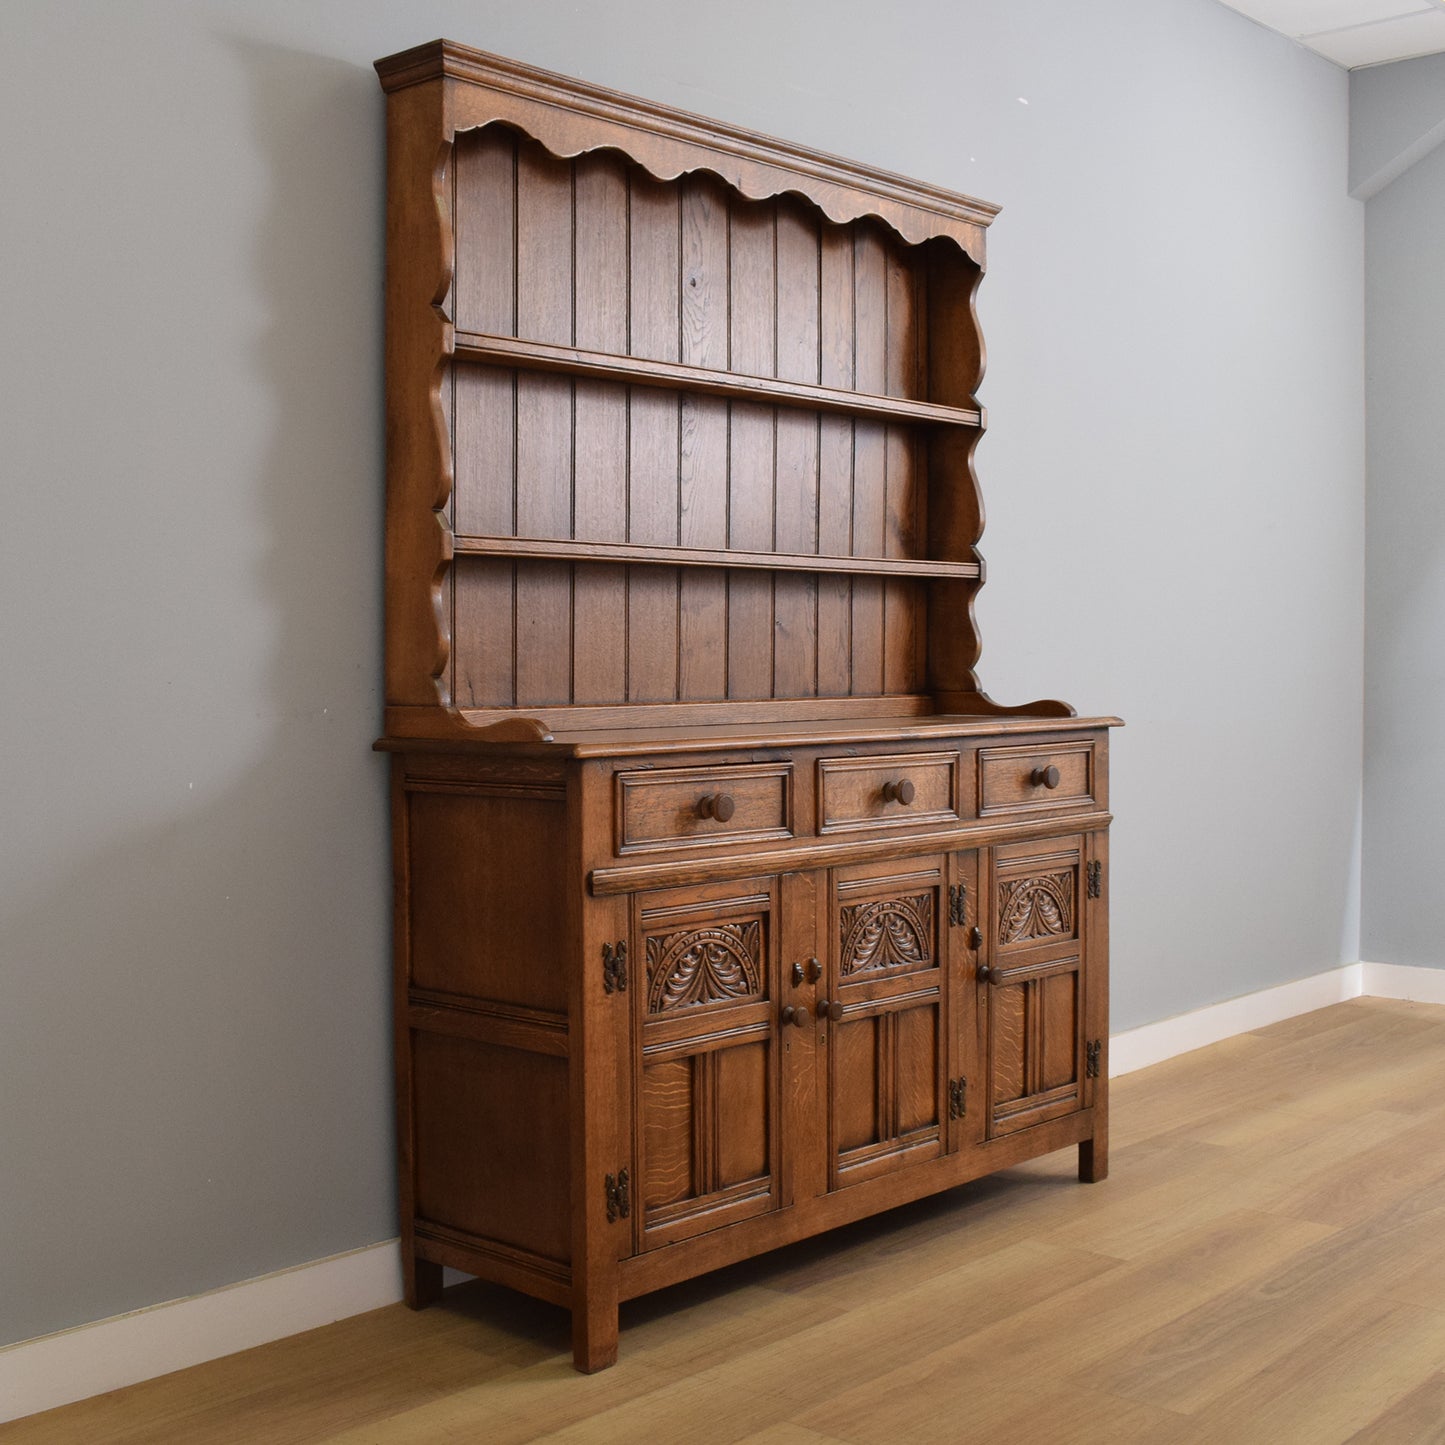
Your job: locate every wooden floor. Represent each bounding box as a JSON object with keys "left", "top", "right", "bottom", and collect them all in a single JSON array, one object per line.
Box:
[{"left": 11, "top": 997, "right": 1445, "bottom": 1444}]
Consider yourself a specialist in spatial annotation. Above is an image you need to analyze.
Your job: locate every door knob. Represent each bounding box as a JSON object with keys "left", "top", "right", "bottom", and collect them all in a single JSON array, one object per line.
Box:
[
  {"left": 781, "top": 1004, "right": 810, "bottom": 1027},
  {"left": 817, "top": 999, "right": 844, "bottom": 1022}
]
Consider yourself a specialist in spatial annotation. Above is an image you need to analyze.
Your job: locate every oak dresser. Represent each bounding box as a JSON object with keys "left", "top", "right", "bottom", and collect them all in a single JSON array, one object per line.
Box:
[{"left": 374, "top": 39, "right": 1119, "bottom": 1371}]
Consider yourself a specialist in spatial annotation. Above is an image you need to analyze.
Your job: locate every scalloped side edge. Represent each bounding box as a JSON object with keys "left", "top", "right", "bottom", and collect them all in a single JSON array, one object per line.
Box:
[
  {"left": 462, "top": 715, "right": 556, "bottom": 742},
  {"left": 942, "top": 691, "right": 1078, "bottom": 720}
]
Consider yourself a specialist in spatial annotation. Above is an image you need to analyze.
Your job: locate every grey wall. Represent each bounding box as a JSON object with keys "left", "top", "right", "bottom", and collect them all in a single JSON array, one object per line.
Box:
[
  {"left": 0, "top": 0, "right": 1363, "bottom": 1347},
  {"left": 1350, "top": 51, "right": 1445, "bottom": 198},
  {"left": 1359, "top": 58, "right": 1445, "bottom": 971}
]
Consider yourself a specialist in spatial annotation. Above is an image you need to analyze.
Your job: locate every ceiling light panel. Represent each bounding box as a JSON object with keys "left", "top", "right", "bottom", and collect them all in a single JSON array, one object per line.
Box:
[
  {"left": 1217, "top": 0, "right": 1432, "bottom": 37},
  {"left": 1302, "top": 6, "right": 1445, "bottom": 60}
]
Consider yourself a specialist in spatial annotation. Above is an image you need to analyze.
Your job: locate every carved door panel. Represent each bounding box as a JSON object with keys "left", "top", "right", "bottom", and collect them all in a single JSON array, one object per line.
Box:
[
  {"left": 827, "top": 855, "right": 950, "bottom": 1189},
  {"left": 630, "top": 876, "right": 783, "bottom": 1250},
  {"left": 981, "top": 835, "right": 1090, "bottom": 1138}
]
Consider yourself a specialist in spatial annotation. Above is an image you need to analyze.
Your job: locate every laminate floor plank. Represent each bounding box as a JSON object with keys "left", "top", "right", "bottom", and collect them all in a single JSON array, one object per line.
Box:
[
  {"left": 808, "top": 1381, "right": 1188, "bottom": 1445},
  {"left": 1344, "top": 1369, "right": 1445, "bottom": 1443},
  {"left": 563, "top": 1238, "right": 1119, "bottom": 1433},
  {"left": 1043, "top": 1106, "right": 1422, "bottom": 1261},
  {"left": 1112, "top": 1006, "right": 1445, "bottom": 1148},
  {"left": 1086, "top": 1204, "right": 1445, "bottom": 1415},
  {"left": 1173, "top": 1296, "right": 1445, "bottom": 1442},
  {"left": 9, "top": 998, "right": 1445, "bottom": 1444},
  {"left": 736, "top": 1429, "right": 847, "bottom": 1445},
  {"left": 790, "top": 1208, "right": 1334, "bottom": 1441},
  {"left": 1264, "top": 1112, "right": 1445, "bottom": 1227}
]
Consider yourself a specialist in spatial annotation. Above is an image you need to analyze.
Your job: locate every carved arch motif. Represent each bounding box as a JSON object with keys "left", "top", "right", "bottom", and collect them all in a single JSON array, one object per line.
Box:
[
  {"left": 998, "top": 872, "right": 1074, "bottom": 944},
  {"left": 839, "top": 894, "right": 933, "bottom": 976},
  {"left": 646, "top": 920, "right": 762, "bottom": 1013}
]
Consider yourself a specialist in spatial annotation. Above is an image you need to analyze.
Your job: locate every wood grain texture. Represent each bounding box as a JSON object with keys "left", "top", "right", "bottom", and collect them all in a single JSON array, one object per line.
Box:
[
  {"left": 641, "top": 1058, "right": 694, "bottom": 1209},
  {"left": 21, "top": 1000, "right": 1441, "bottom": 1443}
]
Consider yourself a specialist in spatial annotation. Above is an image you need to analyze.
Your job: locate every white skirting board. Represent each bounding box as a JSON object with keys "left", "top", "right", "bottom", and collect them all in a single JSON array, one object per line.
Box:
[
  {"left": 1108, "top": 963, "right": 1364, "bottom": 1076},
  {"left": 1110, "top": 961, "right": 1445, "bottom": 1076},
  {"left": 1359, "top": 961, "right": 1445, "bottom": 1007},
  {"left": 5, "top": 961, "right": 1445, "bottom": 1424},
  {"left": 0, "top": 1243, "right": 403, "bottom": 1426}
]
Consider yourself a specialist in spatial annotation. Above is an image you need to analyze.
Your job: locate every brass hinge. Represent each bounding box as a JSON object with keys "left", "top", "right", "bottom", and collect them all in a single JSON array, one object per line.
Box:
[
  {"left": 602, "top": 940, "right": 628, "bottom": 994},
  {"left": 948, "top": 1077, "right": 967, "bottom": 1119},
  {"left": 605, "top": 1168, "right": 631, "bottom": 1222},
  {"left": 1086, "top": 1039, "right": 1102, "bottom": 1079},
  {"left": 1087, "top": 860, "right": 1103, "bottom": 900},
  {"left": 948, "top": 882, "right": 968, "bottom": 927}
]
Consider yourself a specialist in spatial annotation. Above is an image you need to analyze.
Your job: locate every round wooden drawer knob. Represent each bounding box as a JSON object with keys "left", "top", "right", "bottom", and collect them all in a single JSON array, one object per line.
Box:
[
  {"left": 1030, "top": 765, "right": 1061, "bottom": 789},
  {"left": 818, "top": 999, "right": 844, "bottom": 1022},
  {"left": 697, "top": 792, "right": 737, "bottom": 822},
  {"left": 882, "top": 778, "right": 916, "bottom": 805},
  {"left": 781, "top": 1004, "right": 810, "bottom": 1027}
]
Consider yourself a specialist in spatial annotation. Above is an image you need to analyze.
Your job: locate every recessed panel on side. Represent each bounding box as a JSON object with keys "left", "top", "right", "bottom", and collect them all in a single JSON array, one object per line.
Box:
[
  {"left": 411, "top": 1032, "right": 571, "bottom": 1266},
  {"left": 406, "top": 789, "right": 568, "bottom": 1011}
]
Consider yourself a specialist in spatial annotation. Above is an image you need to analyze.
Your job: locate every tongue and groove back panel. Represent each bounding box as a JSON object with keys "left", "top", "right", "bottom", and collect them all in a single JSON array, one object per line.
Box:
[{"left": 442, "top": 124, "right": 984, "bottom": 715}]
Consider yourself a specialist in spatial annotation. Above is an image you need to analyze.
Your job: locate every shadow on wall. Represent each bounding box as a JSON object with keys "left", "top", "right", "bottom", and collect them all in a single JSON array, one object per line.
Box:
[{"left": 0, "top": 40, "right": 395, "bottom": 1347}]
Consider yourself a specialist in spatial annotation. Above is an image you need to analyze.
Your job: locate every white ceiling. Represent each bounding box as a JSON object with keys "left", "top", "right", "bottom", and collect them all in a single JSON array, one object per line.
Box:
[{"left": 1217, "top": 0, "right": 1445, "bottom": 66}]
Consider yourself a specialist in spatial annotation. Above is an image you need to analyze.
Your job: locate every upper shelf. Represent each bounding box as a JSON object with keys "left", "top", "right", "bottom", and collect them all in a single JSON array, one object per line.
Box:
[
  {"left": 452, "top": 332, "right": 984, "bottom": 430},
  {"left": 451, "top": 533, "right": 981, "bottom": 579}
]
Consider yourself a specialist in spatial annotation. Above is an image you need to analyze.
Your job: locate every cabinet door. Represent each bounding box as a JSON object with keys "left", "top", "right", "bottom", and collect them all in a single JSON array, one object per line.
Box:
[
  {"left": 827, "top": 855, "right": 950, "bottom": 1188},
  {"left": 981, "top": 835, "right": 1092, "bottom": 1137},
  {"left": 631, "top": 876, "right": 783, "bottom": 1249},
  {"left": 948, "top": 849, "right": 985, "bottom": 1151}
]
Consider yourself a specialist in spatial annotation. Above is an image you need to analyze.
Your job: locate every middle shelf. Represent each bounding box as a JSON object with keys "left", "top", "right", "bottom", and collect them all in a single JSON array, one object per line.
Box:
[{"left": 452, "top": 331, "right": 984, "bottom": 430}]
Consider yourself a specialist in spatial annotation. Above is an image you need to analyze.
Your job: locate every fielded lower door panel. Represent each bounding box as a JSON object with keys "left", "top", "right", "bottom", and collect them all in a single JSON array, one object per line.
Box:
[
  {"left": 982, "top": 835, "right": 1091, "bottom": 1138},
  {"left": 827, "top": 855, "right": 953, "bottom": 1189},
  {"left": 630, "top": 876, "right": 785, "bottom": 1249}
]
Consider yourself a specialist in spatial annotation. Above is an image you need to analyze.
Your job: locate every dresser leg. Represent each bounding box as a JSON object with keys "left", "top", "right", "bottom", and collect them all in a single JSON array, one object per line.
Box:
[
  {"left": 1079, "top": 1131, "right": 1109, "bottom": 1183},
  {"left": 571, "top": 1287, "right": 620, "bottom": 1373},
  {"left": 405, "top": 1253, "right": 444, "bottom": 1310}
]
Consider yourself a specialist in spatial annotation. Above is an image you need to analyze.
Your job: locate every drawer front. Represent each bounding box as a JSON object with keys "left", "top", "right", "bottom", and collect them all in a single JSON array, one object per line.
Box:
[
  {"left": 617, "top": 763, "right": 793, "bottom": 853},
  {"left": 817, "top": 751, "right": 959, "bottom": 834},
  {"left": 978, "top": 741, "right": 1095, "bottom": 818}
]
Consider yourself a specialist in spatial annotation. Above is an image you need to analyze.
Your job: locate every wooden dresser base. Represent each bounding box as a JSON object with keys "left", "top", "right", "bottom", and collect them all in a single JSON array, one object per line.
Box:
[{"left": 387, "top": 721, "right": 1112, "bottom": 1371}]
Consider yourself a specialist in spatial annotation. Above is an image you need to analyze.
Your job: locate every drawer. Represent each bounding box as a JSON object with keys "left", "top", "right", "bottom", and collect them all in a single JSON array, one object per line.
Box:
[
  {"left": 978, "top": 741, "right": 1095, "bottom": 818},
  {"left": 817, "top": 751, "right": 960, "bottom": 834},
  {"left": 616, "top": 763, "right": 793, "bottom": 853}
]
